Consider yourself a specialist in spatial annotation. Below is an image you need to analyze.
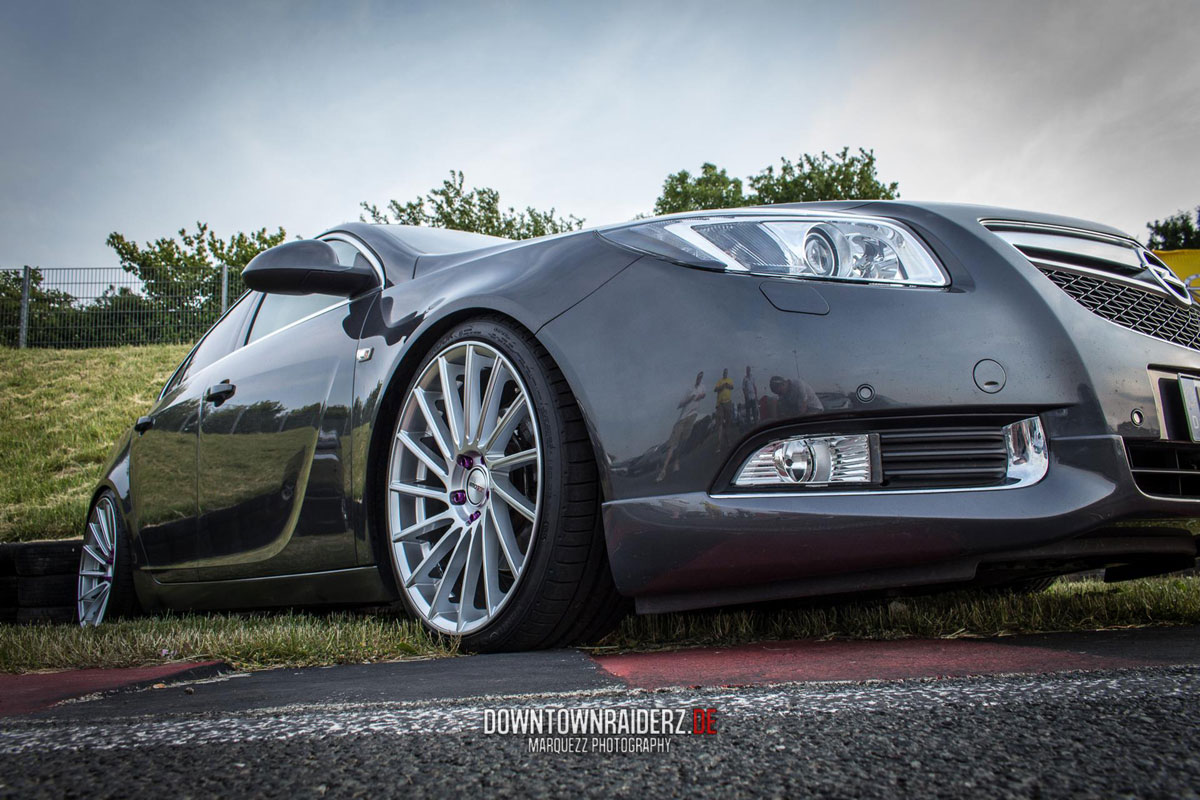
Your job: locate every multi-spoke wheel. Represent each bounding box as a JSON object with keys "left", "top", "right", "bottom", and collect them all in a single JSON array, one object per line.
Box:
[
  {"left": 77, "top": 491, "right": 136, "bottom": 626},
  {"left": 383, "top": 318, "right": 626, "bottom": 651},
  {"left": 388, "top": 339, "right": 542, "bottom": 635}
]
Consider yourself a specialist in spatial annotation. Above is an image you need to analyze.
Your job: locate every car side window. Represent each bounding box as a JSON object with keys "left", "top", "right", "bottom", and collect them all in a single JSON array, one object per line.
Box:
[
  {"left": 245, "top": 239, "right": 368, "bottom": 344},
  {"left": 168, "top": 292, "right": 255, "bottom": 391}
]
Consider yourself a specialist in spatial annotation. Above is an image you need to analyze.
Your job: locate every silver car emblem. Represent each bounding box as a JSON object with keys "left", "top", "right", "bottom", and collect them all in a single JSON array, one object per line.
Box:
[{"left": 1141, "top": 249, "right": 1192, "bottom": 306}]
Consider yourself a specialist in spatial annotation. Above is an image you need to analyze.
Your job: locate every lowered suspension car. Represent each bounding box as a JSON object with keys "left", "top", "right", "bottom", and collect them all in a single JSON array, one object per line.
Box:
[{"left": 78, "top": 202, "right": 1200, "bottom": 651}]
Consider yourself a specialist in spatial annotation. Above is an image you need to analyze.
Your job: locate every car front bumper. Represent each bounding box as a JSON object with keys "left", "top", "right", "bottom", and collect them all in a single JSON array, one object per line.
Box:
[
  {"left": 544, "top": 205, "right": 1200, "bottom": 613},
  {"left": 604, "top": 433, "right": 1200, "bottom": 612}
]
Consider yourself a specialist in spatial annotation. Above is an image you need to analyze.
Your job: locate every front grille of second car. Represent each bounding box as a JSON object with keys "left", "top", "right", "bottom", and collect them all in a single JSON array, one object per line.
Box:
[
  {"left": 879, "top": 428, "right": 1008, "bottom": 488},
  {"left": 1039, "top": 267, "right": 1200, "bottom": 351}
]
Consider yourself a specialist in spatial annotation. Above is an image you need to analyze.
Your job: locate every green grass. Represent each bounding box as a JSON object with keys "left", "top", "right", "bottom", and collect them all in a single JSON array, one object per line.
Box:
[
  {"left": 596, "top": 576, "right": 1200, "bottom": 653},
  {"left": 0, "top": 344, "right": 188, "bottom": 542},
  {"left": 0, "top": 611, "right": 458, "bottom": 673},
  {"left": 2, "top": 577, "right": 1198, "bottom": 673}
]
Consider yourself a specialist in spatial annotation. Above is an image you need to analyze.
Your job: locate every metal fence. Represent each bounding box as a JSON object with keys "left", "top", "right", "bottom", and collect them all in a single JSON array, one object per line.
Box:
[{"left": 1, "top": 266, "right": 245, "bottom": 349}]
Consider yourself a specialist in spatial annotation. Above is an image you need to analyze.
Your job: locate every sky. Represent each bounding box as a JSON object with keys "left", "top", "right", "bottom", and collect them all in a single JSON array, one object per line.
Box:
[{"left": 1, "top": 0, "right": 1197, "bottom": 268}]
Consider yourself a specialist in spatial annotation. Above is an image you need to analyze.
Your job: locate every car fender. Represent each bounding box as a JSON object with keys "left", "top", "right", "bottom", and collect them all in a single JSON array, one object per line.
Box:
[{"left": 348, "top": 234, "right": 640, "bottom": 565}]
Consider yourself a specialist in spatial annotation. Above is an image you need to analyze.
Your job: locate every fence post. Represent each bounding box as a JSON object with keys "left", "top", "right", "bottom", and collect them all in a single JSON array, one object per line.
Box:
[
  {"left": 220, "top": 264, "right": 228, "bottom": 314},
  {"left": 18, "top": 266, "right": 30, "bottom": 349}
]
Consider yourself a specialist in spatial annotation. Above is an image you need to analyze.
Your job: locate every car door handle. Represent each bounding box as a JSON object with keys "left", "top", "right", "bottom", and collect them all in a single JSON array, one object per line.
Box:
[
  {"left": 134, "top": 415, "right": 154, "bottom": 433},
  {"left": 205, "top": 382, "right": 236, "bottom": 405}
]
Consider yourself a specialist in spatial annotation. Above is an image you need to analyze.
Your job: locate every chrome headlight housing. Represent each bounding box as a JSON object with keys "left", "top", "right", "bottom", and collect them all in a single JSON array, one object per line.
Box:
[{"left": 601, "top": 213, "right": 948, "bottom": 287}]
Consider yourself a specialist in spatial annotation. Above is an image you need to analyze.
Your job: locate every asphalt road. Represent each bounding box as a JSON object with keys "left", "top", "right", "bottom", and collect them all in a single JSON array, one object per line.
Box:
[{"left": 3, "top": 665, "right": 1200, "bottom": 798}]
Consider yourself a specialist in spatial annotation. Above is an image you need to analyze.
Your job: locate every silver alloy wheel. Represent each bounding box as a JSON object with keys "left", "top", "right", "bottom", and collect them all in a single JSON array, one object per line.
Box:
[
  {"left": 388, "top": 340, "right": 543, "bottom": 635},
  {"left": 78, "top": 495, "right": 118, "bottom": 626}
]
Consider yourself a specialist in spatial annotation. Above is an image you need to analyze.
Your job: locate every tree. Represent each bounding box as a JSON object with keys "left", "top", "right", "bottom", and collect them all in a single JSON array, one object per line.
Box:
[
  {"left": 749, "top": 147, "right": 899, "bottom": 205},
  {"left": 106, "top": 223, "right": 287, "bottom": 339},
  {"left": 653, "top": 163, "right": 746, "bottom": 215},
  {"left": 1147, "top": 206, "right": 1200, "bottom": 250},
  {"left": 361, "top": 170, "right": 583, "bottom": 240},
  {"left": 653, "top": 147, "right": 899, "bottom": 215}
]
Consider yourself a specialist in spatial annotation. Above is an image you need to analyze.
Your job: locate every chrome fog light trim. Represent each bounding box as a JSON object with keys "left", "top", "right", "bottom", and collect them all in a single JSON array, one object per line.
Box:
[
  {"left": 1004, "top": 416, "right": 1048, "bottom": 485},
  {"left": 734, "top": 433, "right": 878, "bottom": 487}
]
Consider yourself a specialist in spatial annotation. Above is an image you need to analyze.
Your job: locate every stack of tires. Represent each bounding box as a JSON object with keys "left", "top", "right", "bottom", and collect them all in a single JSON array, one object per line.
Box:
[
  {"left": 0, "top": 544, "right": 15, "bottom": 623},
  {"left": 0, "top": 540, "right": 81, "bottom": 624}
]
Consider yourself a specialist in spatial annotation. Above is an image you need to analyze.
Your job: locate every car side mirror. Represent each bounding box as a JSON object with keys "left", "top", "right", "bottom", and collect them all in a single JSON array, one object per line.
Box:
[{"left": 242, "top": 240, "right": 379, "bottom": 297}]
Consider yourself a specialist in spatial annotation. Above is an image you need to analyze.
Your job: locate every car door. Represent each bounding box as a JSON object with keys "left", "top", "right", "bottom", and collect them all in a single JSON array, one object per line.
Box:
[
  {"left": 189, "top": 236, "right": 381, "bottom": 580},
  {"left": 132, "top": 293, "right": 256, "bottom": 582}
]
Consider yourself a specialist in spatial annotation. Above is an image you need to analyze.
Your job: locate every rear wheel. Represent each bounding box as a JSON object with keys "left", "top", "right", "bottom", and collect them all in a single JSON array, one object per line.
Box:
[
  {"left": 384, "top": 318, "right": 624, "bottom": 651},
  {"left": 77, "top": 492, "right": 137, "bottom": 625}
]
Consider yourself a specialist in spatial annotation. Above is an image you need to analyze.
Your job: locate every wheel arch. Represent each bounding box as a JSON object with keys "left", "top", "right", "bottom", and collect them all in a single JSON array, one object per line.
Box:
[
  {"left": 88, "top": 431, "right": 157, "bottom": 597},
  {"left": 90, "top": 431, "right": 135, "bottom": 542}
]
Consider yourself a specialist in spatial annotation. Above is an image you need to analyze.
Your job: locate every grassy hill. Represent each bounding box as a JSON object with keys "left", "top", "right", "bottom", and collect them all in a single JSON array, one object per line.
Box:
[{"left": 0, "top": 344, "right": 188, "bottom": 542}]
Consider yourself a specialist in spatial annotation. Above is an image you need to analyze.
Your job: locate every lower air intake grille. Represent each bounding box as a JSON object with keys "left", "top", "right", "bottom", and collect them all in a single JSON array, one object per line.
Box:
[
  {"left": 1126, "top": 440, "right": 1200, "bottom": 499},
  {"left": 1039, "top": 267, "right": 1200, "bottom": 351},
  {"left": 879, "top": 428, "right": 1008, "bottom": 488}
]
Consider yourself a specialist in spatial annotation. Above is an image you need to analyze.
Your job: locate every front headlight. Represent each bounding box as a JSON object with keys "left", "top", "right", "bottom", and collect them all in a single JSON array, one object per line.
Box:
[{"left": 600, "top": 213, "right": 948, "bottom": 287}]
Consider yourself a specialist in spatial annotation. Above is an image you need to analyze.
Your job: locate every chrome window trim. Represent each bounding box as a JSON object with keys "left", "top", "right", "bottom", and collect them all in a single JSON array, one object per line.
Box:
[
  {"left": 241, "top": 296, "right": 353, "bottom": 351},
  {"left": 167, "top": 297, "right": 353, "bottom": 390},
  {"left": 321, "top": 232, "right": 386, "bottom": 285}
]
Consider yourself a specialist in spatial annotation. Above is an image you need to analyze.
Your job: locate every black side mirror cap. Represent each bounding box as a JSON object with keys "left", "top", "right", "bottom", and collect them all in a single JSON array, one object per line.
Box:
[{"left": 242, "top": 240, "right": 379, "bottom": 297}]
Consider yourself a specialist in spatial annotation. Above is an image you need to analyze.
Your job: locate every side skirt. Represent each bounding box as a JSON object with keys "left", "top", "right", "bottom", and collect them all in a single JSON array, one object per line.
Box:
[{"left": 134, "top": 566, "right": 395, "bottom": 612}]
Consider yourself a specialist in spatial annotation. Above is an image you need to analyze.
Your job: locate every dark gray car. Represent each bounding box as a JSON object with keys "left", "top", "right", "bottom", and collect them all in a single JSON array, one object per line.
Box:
[{"left": 78, "top": 201, "right": 1200, "bottom": 651}]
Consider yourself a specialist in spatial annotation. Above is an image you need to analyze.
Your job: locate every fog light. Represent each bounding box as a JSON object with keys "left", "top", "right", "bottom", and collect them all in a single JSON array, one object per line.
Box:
[
  {"left": 734, "top": 433, "right": 878, "bottom": 487},
  {"left": 773, "top": 440, "right": 814, "bottom": 482}
]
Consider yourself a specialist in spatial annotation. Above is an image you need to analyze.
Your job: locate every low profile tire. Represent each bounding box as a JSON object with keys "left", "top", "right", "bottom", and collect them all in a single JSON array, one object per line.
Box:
[
  {"left": 383, "top": 317, "right": 625, "bottom": 652},
  {"left": 76, "top": 492, "right": 138, "bottom": 626}
]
